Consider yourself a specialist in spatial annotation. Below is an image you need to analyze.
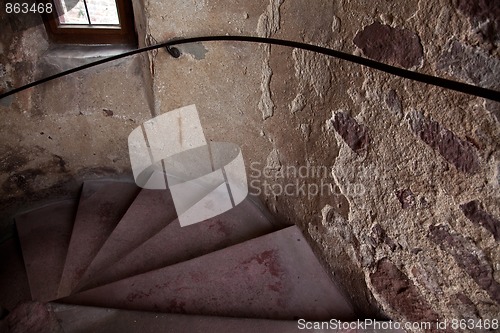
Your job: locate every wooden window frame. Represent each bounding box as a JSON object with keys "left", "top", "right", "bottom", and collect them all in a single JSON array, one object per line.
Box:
[{"left": 42, "top": 0, "right": 137, "bottom": 45}]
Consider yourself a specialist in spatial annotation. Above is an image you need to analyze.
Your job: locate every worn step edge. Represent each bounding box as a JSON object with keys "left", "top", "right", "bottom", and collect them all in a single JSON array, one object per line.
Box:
[
  {"left": 77, "top": 196, "right": 280, "bottom": 291},
  {"left": 60, "top": 226, "right": 356, "bottom": 320},
  {"left": 48, "top": 303, "right": 406, "bottom": 333},
  {"left": 15, "top": 199, "right": 77, "bottom": 302},
  {"left": 73, "top": 189, "right": 177, "bottom": 292},
  {"left": 57, "top": 180, "right": 141, "bottom": 298}
]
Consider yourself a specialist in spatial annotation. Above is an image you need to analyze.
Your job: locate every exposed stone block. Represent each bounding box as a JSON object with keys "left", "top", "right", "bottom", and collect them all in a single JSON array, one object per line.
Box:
[
  {"left": 438, "top": 40, "right": 500, "bottom": 90},
  {"left": 411, "top": 263, "right": 442, "bottom": 295},
  {"left": 331, "top": 112, "right": 369, "bottom": 152},
  {"left": 410, "top": 113, "right": 480, "bottom": 174},
  {"left": 353, "top": 22, "right": 423, "bottom": 69},
  {"left": 460, "top": 200, "right": 500, "bottom": 241},
  {"left": 447, "top": 293, "right": 480, "bottom": 322},
  {"left": 371, "top": 224, "right": 398, "bottom": 251},
  {"left": 428, "top": 224, "right": 500, "bottom": 304},
  {"left": 370, "top": 259, "right": 439, "bottom": 323},
  {"left": 485, "top": 100, "right": 500, "bottom": 122}
]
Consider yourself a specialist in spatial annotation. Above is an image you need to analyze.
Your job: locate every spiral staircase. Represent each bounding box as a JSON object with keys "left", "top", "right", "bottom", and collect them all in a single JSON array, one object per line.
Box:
[{"left": 0, "top": 179, "right": 383, "bottom": 332}]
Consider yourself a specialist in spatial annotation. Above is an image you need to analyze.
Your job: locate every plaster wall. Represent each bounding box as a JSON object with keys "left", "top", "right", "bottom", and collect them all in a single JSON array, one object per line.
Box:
[{"left": 0, "top": 11, "right": 153, "bottom": 236}]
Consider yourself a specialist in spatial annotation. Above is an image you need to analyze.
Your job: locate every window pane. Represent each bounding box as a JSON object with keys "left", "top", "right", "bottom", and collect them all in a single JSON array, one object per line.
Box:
[
  {"left": 87, "top": 0, "right": 120, "bottom": 25},
  {"left": 56, "top": 0, "right": 90, "bottom": 25}
]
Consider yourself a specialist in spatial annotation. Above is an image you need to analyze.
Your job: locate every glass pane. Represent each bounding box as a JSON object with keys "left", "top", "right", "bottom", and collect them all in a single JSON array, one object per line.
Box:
[
  {"left": 87, "top": 0, "right": 120, "bottom": 25},
  {"left": 56, "top": 0, "right": 90, "bottom": 25}
]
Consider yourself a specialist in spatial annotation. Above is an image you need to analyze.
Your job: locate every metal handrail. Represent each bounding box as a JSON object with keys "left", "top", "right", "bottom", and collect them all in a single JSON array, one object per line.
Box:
[{"left": 1, "top": 35, "right": 499, "bottom": 102}]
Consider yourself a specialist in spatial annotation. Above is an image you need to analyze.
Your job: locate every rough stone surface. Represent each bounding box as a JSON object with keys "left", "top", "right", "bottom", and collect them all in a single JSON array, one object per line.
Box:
[
  {"left": 410, "top": 112, "right": 481, "bottom": 174},
  {"left": 395, "top": 189, "right": 415, "bottom": 209},
  {"left": 428, "top": 224, "right": 500, "bottom": 304},
  {"left": 147, "top": 0, "right": 500, "bottom": 327},
  {"left": 447, "top": 293, "right": 481, "bottom": 323},
  {"left": 370, "top": 223, "right": 398, "bottom": 252},
  {"left": 4, "top": 302, "right": 62, "bottom": 333},
  {"left": 438, "top": 39, "right": 500, "bottom": 90},
  {"left": 385, "top": 89, "right": 403, "bottom": 118},
  {"left": 455, "top": 0, "right": 500, "bottom": 45},
  {"left": 311, "top": 205, "right": 380, "bottom": 318},
  {"left": 353, "top": 22, "right": 424, "bottom": 69},
  {"left": 330, "top": 112, "right": 369, "bottom": 152},
  {"left": 370, "top": 259, "right": 439, "bottom": 323},
  {"left": 460, "top": 200, "right": 500, "bottom": 241},
  {"left": 485, "top": 100, "right": 500, "bottom": 122}
]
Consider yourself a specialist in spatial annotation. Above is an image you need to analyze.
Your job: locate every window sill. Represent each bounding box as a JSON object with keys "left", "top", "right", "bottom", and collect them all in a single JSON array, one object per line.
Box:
[{"left": 41, "top": 44, "right": 136, "bottom": 71}]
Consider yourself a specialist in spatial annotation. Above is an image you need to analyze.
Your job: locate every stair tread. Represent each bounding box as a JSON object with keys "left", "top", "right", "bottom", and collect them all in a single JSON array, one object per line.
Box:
[
  {"left": 62, "top": 226, "right": 356, "bottom": 320},
  {"left": 58, "top": 181, "right": 140, "bottom": 298},
  {"left": 0, "top": 237, "right": 31, "bottom": 310},
  {"left": 81, "top": 196, "right": 277, "bottom": 290},
  {"left": 49, "top": 303, "right": 303, "bottom": 333},
  {"left": 74, "top": 189, "right": 176, "bottom": 291},
  {"left": 5, "top": 302, "right": 403, "bottom": 333},
  {"left": 15, "top": 200, "right": 77, "bottom": 302}
]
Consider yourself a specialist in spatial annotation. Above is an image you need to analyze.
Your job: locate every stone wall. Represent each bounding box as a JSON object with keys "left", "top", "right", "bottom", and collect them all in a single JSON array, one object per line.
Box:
[
  {"left": 0, "top": 11, "right": 152, "bottom": 235},
  {"left": 145, "top": 0, "right": 500, "bottom": 329}
]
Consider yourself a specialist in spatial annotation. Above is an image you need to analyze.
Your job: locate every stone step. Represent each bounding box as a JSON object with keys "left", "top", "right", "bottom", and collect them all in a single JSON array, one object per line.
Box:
[
  {"left": 15, "top": 200, "right": 77, "bottom": 302},
  {"left": 49, "top": 303, "right": 302, "bottom": 333},
  {"left": 0, "top": 237, "right": 31, "bottom": 311},
  {"left": 58, "top": 181, "right": 140, "bottom": 298},
  {"left": 73, "top": 189, "right": 176, "bottom": 292},
  {"left": 62, "top": 226, "right": 356, "bottom": 321},
  {"left": 4, "top": 302, "right": 405, "bottom": 333},
  {"left": 80, "top": 196, "right": 278, "bottom": 290}
]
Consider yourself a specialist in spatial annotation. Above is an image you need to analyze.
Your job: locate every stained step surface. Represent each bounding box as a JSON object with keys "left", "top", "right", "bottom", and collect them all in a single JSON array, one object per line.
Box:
[
  {"left": 63, "top": 226, "right": 356, "bottom": 321},
  {"left": 5, "top": 302, "right": 406, "bottom": 333},
  {"left": 80, "top": 196, "right": 278, "bottom": 290},
  {"left": 15, "top": 200, "right": 77, "bottom": 302},
  {"left": 74, "top": 189, "right": 176, "bottom": 292},
  {"left": 50, "top": 303, "right": 302, "bottom": 333},
  {"left": 58, "top": 180, "right": 140, "bottom": 298}
]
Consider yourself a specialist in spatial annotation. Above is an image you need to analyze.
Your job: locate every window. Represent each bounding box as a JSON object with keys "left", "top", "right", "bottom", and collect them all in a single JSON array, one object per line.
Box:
[{"left": 42, "top": 0, "right": 136, "bottom": 44}]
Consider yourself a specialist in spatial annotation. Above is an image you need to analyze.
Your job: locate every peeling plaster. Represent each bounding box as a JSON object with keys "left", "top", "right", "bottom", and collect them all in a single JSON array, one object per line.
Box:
[
  {"left": 179, "top": 42, "right": 208, "bottom": 60},
  {"left": 256, "top": 0, "right": 284, "bottom": 120}
]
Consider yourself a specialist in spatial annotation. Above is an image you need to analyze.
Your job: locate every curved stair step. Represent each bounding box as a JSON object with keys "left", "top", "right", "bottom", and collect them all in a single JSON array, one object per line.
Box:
[
  {"left": 79, "top": 196, "right": 279, "bottom": 290},
  {"left": 74, "top": 189, "right": 176, "bottom": 292},
  {"left": 0, "top": 237, "right": 31, "bottom": 310},
  {"left": 15, "top": 200, "right": 77, "bottom": 302},
  {"left": 3, "top": 302, "right": 406, "bottom": 333},
  {"left": 58, "top": 180, "right": 140, "bottom": 298},
  {"left": 49, "top": 303, "right": 307, "bottom": 333},
  {"left": 62, "top": 226, "right": 356, "bottom": 321}
]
